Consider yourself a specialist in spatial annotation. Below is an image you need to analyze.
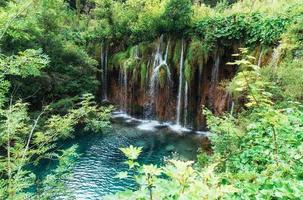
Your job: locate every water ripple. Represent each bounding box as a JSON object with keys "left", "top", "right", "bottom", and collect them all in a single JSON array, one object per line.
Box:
[{"left": 54, "top": 123, "right": 205, "bottom": 199}]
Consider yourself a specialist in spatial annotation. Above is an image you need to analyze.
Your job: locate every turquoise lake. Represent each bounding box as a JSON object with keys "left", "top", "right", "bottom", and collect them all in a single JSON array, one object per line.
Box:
[{"left": 38, "top": 114, "right": 209, "bottom": 199}]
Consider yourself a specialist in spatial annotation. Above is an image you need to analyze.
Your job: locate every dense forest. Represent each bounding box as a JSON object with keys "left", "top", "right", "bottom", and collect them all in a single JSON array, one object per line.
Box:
[{"left": 0, "top": 0, "right": 303, "bottom": 199}]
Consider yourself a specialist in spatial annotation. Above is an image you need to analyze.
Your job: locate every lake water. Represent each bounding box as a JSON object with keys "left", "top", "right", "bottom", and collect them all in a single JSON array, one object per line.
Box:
[{"left": 39, "top": 113, "right": 210, "bottom": 199}]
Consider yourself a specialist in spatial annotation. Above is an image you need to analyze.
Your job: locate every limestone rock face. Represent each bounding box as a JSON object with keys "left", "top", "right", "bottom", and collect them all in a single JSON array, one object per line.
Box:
[{"left": 101, "top": 37, "right": 254, "bottom": 130}]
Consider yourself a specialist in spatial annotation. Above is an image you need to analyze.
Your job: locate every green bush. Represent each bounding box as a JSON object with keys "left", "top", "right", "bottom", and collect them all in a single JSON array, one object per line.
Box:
[{"left": 162, "top": 0, "right": 193, "bottom": 33}]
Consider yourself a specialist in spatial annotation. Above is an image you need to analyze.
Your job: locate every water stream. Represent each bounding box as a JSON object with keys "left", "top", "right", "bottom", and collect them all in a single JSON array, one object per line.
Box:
[
  {"left": 176, "top": 39, "right": 185, "bottom": 126},
  {"left": 209, "top": 54, "right": 220, "bottom": 109},
  {"left": 184, "top": 81, "right": 189, "bottom": 126},
  {"left": 146, "top": 35, "right": 170, "bottom": 118},
  {"left": 101, "top": 43, "right": 108, "bottom": 101},
  {"left": 270, "top": 43, "right": 283, "bottom": 68},
  {"left": 211, "top": 55, "right": 220, "bottom": 87},
  {"left": 258, "top": 46, "right": 263, "bottom": 67},
  {"left": 123, "top": 66, "right": 128, "bottom": 110}
]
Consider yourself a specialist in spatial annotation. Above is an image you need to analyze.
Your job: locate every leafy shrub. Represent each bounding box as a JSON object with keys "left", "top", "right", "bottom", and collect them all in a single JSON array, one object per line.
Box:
[{"left": 106, "top": 146, "right": 237, "bottom": 199}]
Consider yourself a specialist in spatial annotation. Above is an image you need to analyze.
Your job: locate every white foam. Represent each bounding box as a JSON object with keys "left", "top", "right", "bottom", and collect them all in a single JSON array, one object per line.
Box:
[
  {"left": 169, "top": 124, "right": 191, "bottom": 134},
  {"left": 195, "top": 131, "right": 212, "bottom": 137},
  {"left": 137, "top": 120, "right": 161, "bottom": 132},
  {"left": 112, "top": 111, "right": 209, "bottom": 135},
  {"left": 111, "top": 111, "right": 132, "bottom": 119}
]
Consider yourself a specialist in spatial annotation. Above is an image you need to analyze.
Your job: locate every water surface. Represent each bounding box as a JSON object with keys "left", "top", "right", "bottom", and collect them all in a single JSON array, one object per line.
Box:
[{"left": 42, "top": 116, "right": 209, "bottom": 199}]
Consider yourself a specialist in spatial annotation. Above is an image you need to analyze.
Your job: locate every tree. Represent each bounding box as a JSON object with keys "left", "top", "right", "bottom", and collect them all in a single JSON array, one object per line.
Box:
[{"left": 162, "top": 0, "right": 193, "bottom": 33}]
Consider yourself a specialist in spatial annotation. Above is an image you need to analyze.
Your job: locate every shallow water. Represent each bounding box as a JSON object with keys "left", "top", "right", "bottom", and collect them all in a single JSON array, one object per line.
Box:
[{"left": 39, "top": 116, "right": 209, "bottom": 199}]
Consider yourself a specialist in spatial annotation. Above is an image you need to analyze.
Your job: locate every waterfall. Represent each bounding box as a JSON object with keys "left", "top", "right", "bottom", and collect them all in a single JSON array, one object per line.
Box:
[
  {"left": 118, "top": 66, "right": 128, "bottom": 112},
  {"left": 118, "top": 67, "right": 123, "bottom": 110},
  {"left": 100, "top": 43, "right": 108, "bottom": 101},
  {"left": 164, "top": 41, "right": 169, "bottom": 62},
  {"left": 197, "top": 62, "right": 203, "bottom": 119},
  {"left": 209, "top": 53, "right": 220, "bottom": 111},
  {"left": 230, "top": 101, "right": 235, "bottom": 116},
  {"left": 270, "top": 44, "right": 283, "bottom": 68},
  {"left": 176, "top": 39, "right": 185, "bottom": 125},
  {"left": 145, "top": 35, "right": 170, "bottom": 118},
  {"left": 134, "top": 45, "right": 139, "bottom": 59},
  {"left": 183, "top": 81, "right": 189, "bottom": 126},
  {"left": 150, "top": 63, "right": 171, "bottom": 95},
  {"left": 258, "top": 46, "right": 263, "bottom": 67},
  {"left": 226, "top": 91, "right": 233, "bottom": 112},
  {"left": 198, "top": 62, "right": 203, "bottom": 92},
  {"left": 211, "top": 55, "right": 220, "bottom": 85},
  {"left": 100, "top": 44, "right": 104, "bottom": 98},
  {"left": 123, "top": 66, "right": 128, "bottom": 110},
  {"left": 152, "top": 35, "right": 164, "bottom": 70},
  {"left": 118, "top": 45, "right": 141, "bottom": 112},
  {"left": 226, "top": 90, "right": 234, "bottom": 116}
]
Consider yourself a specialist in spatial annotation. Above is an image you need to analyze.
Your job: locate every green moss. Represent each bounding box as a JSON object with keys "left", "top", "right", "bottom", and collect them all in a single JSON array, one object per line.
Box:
[
  {"left": 124, "top": 57, "right": 137, "bottom": 71},
  {"left": 139, "top": 42, "right": 154, "bottom": 59},
  {"left": 140, "top": 62, "right": 147, "bottom": 87},
  {"left": 173, "top": 40, "right": 182, "bottom": 66},
  {"left": 187, "top": 38, "right": 209, "bottom": 66},
  {"left": 158, "top": 67, "right": 167, "bottom": 88},
  {"left": 110, "top": 51, "right": 129, "bottom": 70},
  {"left": 132, "top": 66, "right": 139, "bottom": 82},
  {"left": 184, "top": 59, "right": 192, "bottom": 82},
  {"left": 129, "top": 45, "right": 138, "bottom": 57}
]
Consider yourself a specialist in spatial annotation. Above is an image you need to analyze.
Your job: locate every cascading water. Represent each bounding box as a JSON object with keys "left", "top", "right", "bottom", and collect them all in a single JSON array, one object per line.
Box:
[
  {"left": 151, "top": 37, "right": 171, "bottom": 90},
  {"left": 270, "top": 44, "right": 283, "bottom": 68},
  {"left": 258, "top": 46, "right": 263, "bottom": 67},
  {"left": 170, "top": 39, "right": 191, "bottom": 133},
  {"left": 152, "top": 35, "right": 164, "bottom": 70},
  {"left": 211, "top": 55, "right": 220, "bottom": 86},
  {"left": 118, "top": 46, "right": 141, "bottom": 112},
  {"left": 198, "top": 62, "right": 203, "bottom": 93},
  {"left": 134, "top": 45, "right": 139, "bottom": 59},
  {"left": 107, "top": 37, "right": 236, "bottom": 133},
  {"left": 183, "top": 81, "right": 189, "bottom": 126},
  {"left": 209, "top": 53, "right": 220, "bottom": 110},
  {"left": 145, "top": 35, "right": 171, "bottom": 118},
  {"left": 226, "top": 91, "right": 234, "bottom": 115},
  {"left": 123, "top": 67, "right": 128, "bottom": 110},
  {"left": 100, "top": 43, "right": 108, "bottom": 101},
  {"left": 118, "top": 68, "right": 123, "bottom": 110},
  {"left": 176, "top": 39, "right": 185, "bottom": 126},
  {"left": 118, "top": 65, "right": 128, "bottom": 111},
  {"left": 150, "top": 65, "right": 171, "bottom": 94}
]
